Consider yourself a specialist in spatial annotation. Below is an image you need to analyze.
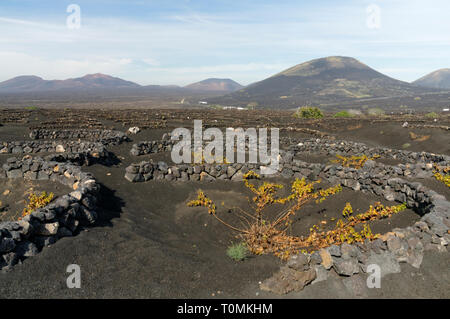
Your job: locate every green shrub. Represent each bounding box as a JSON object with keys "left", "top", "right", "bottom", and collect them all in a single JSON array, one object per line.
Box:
[
  {"left": 25, "top": 106, "right": 38, "bottom": 111},
  {"left": 226, "top": 242, "right": 248, "bottom": 261},
  {"left": 425, "top": 112, "right": 438, "bottom": 118},
  {"left": 402, "top": 143, "right": 411, "bottom": 149},
  {"left": 293, "top": 106, "right": 324, "bottom": 119},
  {"left": 333, "top": 111, "right": 354, "bottom": 118}
]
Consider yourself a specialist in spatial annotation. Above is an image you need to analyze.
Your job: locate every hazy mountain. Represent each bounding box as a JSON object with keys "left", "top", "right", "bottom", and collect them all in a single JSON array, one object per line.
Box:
[
  {"left": 0, "top": 73, "right": 141, "bottom": 92},
  {"left": 413, "top": 69, "right": 450, "bottom": 89},
  {"left": 210, "top": 56, "right": 435, "bottom": 108},
  {"left": 185, "top": 78, "right": 243, "bottom": 92}
]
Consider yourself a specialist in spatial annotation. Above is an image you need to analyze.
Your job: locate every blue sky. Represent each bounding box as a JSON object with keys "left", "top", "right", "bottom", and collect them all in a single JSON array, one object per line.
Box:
[{"left": 0, "top": 0, "right": 449, "bottom": 85}]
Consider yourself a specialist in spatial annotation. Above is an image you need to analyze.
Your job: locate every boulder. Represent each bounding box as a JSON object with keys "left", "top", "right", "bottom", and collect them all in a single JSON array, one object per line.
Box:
[
  {"left": 15, "top": 241, "right": 39, "bottom": 257},
  {"left": 319, "top": 249, "right": 333, "bottom": 270},
  {"left": 362, "top": 251, "right": 401, "bottom": 277},
  {"left": 35, "top": 222, "right": 59, "bottom": 236},
  {"left": 286, "top": 254, "right": 310, "bottom": 271},
  {"left": 128, "top": 127, "right": 140, "bottom": 134},
  {"left": 260, "top": 266, "right": 316, "bottom": 294},
  {"left": 333, "top": 257, "right": 359, "bottom": 276}
]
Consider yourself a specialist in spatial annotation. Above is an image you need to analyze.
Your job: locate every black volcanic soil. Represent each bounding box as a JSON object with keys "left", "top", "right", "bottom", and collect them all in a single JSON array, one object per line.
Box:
[
  {"left": 332, "top": 121, "right": 450, "bottom": 155},
  {"left": 0, "top": 125, "right": 31, "bottom": 141},
  {"left": 0, "top": 111, "right": 449, "bottom": 299}
]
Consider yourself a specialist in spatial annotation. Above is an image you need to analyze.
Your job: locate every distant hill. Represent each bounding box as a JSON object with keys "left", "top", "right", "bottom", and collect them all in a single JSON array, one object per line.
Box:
[
  {"left": 209, "top": 56, "right": 435, "bottom": 108},
  {"left": 0, "top": 74, "right": 243, "bottom": 96},
  {"left": 0, "top": 73, "right": 140, "bottom": 92},
  {"left": 185, "top": 78, "right": 243, "bottom": 92},
  {"left": 413, "top": 69, "right": 450, "bottom": 89}
]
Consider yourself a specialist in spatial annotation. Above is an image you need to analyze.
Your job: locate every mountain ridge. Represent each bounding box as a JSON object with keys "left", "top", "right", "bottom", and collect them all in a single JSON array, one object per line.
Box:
[
  {"left": 209, "top": 56, "right": 438, "bottom": 108},
  {"left": 0, "top": 74, "right": 244, "bottom": 94},
  {"left": 413, "top": 69, "right": 450, "bottom": 89},
  {"left": 184, "top": 78, "right": 243, "bottom": 92},
  {"left": 0, "top": 73, "right": 140, "bottom": 92}
]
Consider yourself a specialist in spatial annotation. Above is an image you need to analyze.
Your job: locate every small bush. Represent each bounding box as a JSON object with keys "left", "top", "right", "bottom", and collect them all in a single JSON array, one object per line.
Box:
[
  {"left": 402, "top": 143, "right": 411, "bottom": 149},
  {"left": 21, "top": 191, "right": 54, "bottom": 220},
  {"left": 331, "top": 154, "right": 380, "bottom": 169},
  {"left": 293, "top": 106, "right": 324, "bottom": 119},
  {"left": 226, "top": 242, "right": 248, "bottom": 261},
  {"left": 333, "top": 111, "right": 354, "bottom": 118},
  {"left": 425, "top": 112, "right": 438, "bottom": 119}
]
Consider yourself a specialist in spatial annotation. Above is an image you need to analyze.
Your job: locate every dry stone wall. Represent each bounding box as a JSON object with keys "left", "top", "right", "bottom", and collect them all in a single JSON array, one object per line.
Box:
[
  {"left": 29, "top": 129, "right": 129, "bottom": 146},
  {"left": 0, "top": 157, "right": 100, "bottom": 271}
]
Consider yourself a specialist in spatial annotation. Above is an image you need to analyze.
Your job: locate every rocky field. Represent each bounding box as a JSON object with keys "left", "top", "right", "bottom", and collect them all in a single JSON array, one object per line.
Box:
[{"left": 0, "top": 108, "right": 449, "bottom": 298}]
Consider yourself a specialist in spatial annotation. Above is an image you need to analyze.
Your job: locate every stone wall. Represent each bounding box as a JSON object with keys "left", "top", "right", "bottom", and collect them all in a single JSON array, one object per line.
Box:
[
  {"left": 123, "top": 154, "right": 438, "bottom": 184},
  {"left": 129, "top": 136, "right": 450, "bottom": 168},
  {"left": 130, "top": 132, "right": 258, "bottom": 156},
  {"left": 0, "top": 157, "right": 100, "bottom": 271},
  {"left": 29, "top": 129, "right": 129, "bottom": 146},
  {"left": 130, "top": 141, "right": 173, "bottom": 156},
  {"left": 0, "top": 141, "right": 111, "bottom": 166},
  {"left": 288, "top": 138, "right": 450, "bottom": 165}
]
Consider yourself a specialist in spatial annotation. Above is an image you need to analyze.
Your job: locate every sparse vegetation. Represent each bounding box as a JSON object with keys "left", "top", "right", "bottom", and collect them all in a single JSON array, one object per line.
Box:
[
  {"left": 409, "top": 131, "right": 430, "bottom": 142},
  {"left": 187, "top": 172, "right": 409, "bottom": 259},
  {"left": 425, "top": 112, "right": 439, "bottom": 119},
  {"left": 20, "top": 191, "right": 54, "bottom": 220},
  {"left": 331, "top": 154, "right": 380, "bottom": 169},
  {"left": 188, "top": 171, "right": 342, "bottom": 260},
  {"left": 402, "top": 143, "right": 411, "bottom": 149},
  {"left": 304, "top": 202, "right": 407, "bottom": 247},
  {"left": 293, "top": 106, "right": 324, "bottom": 119},
  {"left": 333, "top": 111, "right": 354, "bottom": 118},
  {"left": 191, "top": 151, "right": 230, "bottom": 164},
  {"left": 187, "top": 190, "right": 216, "bottom": 215},
  {"left": 226, "top": 242, "right": 249, "bottom": 261},
  {"left": 347, "top": 123, "right": 362, "bottom": 130},
  {"left": 433, "top": 165, "right": 450, "bottom": 188}
]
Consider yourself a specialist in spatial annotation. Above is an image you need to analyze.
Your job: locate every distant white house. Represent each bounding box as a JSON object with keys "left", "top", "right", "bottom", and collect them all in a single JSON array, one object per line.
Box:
[
  {"left": 223, "top": 106, "right": 246, "bottom": 110},
  {"left": 443, "top": 108, "right": 450, "bottom": 112},
  {"left": 198, "top": 101, "right": 208, "bottom": 105}
]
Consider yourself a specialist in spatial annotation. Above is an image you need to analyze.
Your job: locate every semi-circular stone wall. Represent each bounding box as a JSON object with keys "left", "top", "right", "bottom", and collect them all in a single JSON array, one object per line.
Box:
[
  {"left": 123, "top": 138, "right": 450, "bottom": 295},
  {"left": 259, "top": 172, "right": 449, "bottom": 295},
  {"left": 0, "top": 157, "right": 100, "bottom": 271},
  {"left": 0, "top": 141, "right": 113, "bottom": 166}
]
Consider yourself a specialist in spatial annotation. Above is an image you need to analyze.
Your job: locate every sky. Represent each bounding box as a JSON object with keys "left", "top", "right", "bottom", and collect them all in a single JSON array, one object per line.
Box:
[{"left": 0, "top": 0, "right": 449, "bottom": 86}]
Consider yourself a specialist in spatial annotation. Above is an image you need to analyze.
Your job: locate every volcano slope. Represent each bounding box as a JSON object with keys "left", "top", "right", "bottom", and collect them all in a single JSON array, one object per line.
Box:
[
  {"left": 0, "top": 108, "right": 449, "bottom": 299},
  {"left": 210, "top": 56, "right": 439, "bottom": 109}
]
